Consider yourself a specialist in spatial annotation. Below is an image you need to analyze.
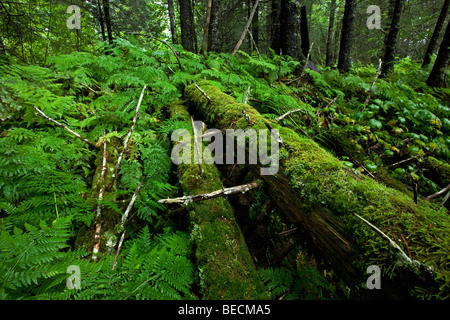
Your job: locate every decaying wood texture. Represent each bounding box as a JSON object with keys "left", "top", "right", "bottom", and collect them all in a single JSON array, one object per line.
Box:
[
  {"left": 184, "top": 81, "right": 449, "bottom": 299},
  {"left": 167, "top": 102, "right": 268, "bottom": 300}
]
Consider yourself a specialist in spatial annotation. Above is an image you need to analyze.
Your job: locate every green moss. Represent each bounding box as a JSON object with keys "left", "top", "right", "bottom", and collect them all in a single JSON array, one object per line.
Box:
[
  {"left": 185, "top": 81, "right": 450, "bottom": 299},
  {"left": 169, "top": 101, "right": 269, "bottom": 300},
  {"left": 428, "top": 156, "right": 450, "bottom": 182}
]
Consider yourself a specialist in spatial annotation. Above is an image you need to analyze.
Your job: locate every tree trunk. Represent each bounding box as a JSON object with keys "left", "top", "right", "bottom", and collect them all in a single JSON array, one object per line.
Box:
[
  {"left": 326, "top": 0, "right": 337, "bottom": 67},
  {"left": 380, "top": 0, "right": 405, "bottom": 77},
  {"left": 200, "top": 0, "right": 212, "bottom": 54},
  {"left": 102, "top": 0, "right": 113, "bottom": 45},
  {"left": 337, "top": 0, "right": 357, "bottom": 72},
  {"left": 97, "top": 0, "right": 107, "bottom": 42},
  {"left": 208, "top": 0, "right": 222, "bottom": 52},
  {"left": 300, "top": 5, "right": 310, "bottom": 58},
  {"left": 168, "top": 0, "right": 179, "bottom": 45},
  {"left": 270, "top": 0, "right": 281, "bottom": 54},
  {"left": 184, "top": 81, "right": 449, "bottom": 300},
  {"left": 179, "top": 0, "right": 195, "bottom": 52},
  {"left": 279, "top": 0, "right": 303, "bottom": 60},
  {"left": 427, "top": 18, "right": 450, "bottom": 87},
  {"left": 422, "top": 0, "right": 449, "bottom": 68},
  {"left": 252, "top": 0, "right": 259, "bottom": 49}
]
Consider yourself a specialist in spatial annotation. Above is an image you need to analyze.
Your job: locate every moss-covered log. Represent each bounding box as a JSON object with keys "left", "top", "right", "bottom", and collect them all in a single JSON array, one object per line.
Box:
[
  {"left": 167, "top": 102, "right": 269, "bottom": 300},
  {"left": 184, "top": 81, "right": 450, "bottom": 300}
]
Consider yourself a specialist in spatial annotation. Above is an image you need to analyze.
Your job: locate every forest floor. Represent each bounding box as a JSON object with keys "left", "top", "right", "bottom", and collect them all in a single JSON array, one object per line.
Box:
[{"left": 0, "top": 40, "right": 449, "bottom": 300}]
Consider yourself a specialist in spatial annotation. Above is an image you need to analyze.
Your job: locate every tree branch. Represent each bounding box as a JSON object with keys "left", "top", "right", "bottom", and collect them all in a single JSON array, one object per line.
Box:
[
  {"left": 277, "top": 108, "right": 305, "bottom": 122},
  {"left": 33, "top": 106, "right": 97, "bottom": 147},
  {"left": 231, "top": 0, "right": 259, "bottom": 55},
  {"left": 107, "top": 85, "right": 146, "bottom": 190},
  {"left": 191, "top": 116, "right": 203, "bottom": 176},
  {"left": 425, "top": 183, "right": 450, "bottom": 200},
  {"left": 158, "top": 181, "right": 260, "bottom": 205}
]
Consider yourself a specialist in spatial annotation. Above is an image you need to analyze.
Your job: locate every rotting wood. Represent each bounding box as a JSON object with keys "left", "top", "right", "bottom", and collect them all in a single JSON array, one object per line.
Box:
[
  {"left": 184, "top": 81, "right": 450, "bottom": 299},
  {"left": 167, "top": 102, "right": 268, "bottom": 300}
]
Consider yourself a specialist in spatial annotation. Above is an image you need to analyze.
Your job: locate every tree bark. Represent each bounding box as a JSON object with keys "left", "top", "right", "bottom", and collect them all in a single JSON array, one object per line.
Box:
[
  {"left": 300, "top": 5, "right": 310, "bottom": 58},
  {"left": 208, "top": 0, "right": 222, "bottom": 52},
  {"left": 97, "top": 0, "right": 107, "bottom": 42},
  {"left": 200, "top": 0, "right": 212, "bottom": 54},
  {"left": 168, "top": 0, "right": 179, "bottom": 45},
  {"left": 270, "top": 0, "right": 281, "bottom": 54},
  {"left": 380, "top": 0, "right": 405, "bottom": 77},
  {"left": 325, "top": 0, "right": 337, "bottom": 67},
  {"left": 427, "top": 18, "right": 450, "bottom": 87},
  {"left": 102, "top": 0, "right": 114, "bottom": 45},
  {"left": 179, "top": 0, "right": 195, "bottom": 52},
  {"left": 279, "top": 0, "right": 303, "bottom": 60},
  {"left": 422, "top": 0, "right": 449, "bottom": 67},
  {"left": 337, "top": 0, "right": 357, "bottom": 72}
]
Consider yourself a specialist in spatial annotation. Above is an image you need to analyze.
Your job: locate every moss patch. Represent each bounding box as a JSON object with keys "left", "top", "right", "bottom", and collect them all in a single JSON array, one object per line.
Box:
[{"left": 184, "top": 81, "right": 450, "bottom": 300}]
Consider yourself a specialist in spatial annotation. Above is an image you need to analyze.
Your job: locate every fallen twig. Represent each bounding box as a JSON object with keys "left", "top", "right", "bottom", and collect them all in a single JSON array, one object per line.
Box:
[
  {"left": 244, "top": 85, "right": 251, "bottom": 104},
  {"left": 194, "top": 83, "right": 210, "bottom": 101},
  {"left": 425, "top": 183, "right": 450, "bottom": 200},
  {"left": 436, "top": 188, "right": 450, "bottom": 211},
  {"left": 158, "top": 181, "right": 260, "bottom": 205},
  {"left": 107, "top": 85, "right": 146, "bottom": 190},
  {"left": 191, "top": 116, "right": 203, "bottom": 175},
  {"left": 362, "top": 58, "right": 383, "bottom": 110},
  {"left": 353, "top": 213, "right": 430, "bottom": 272},
  {"left": 277, "top": 108, "right": 305, "bottom": 122},
  {"left": 34, "top": 106, "right": 96, "bottom": 147}
]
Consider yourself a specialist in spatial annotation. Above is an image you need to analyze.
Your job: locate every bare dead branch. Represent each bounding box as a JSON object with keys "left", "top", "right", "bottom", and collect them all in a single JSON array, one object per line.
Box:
[
  {"left": 158, "top": 181, "right": 260, "bottom": 205},
  {"left": 425, "top": 183, "right": 450, "bottom": 200},
  {"left": 33, "top": 106, "right": 96, "bottom": 147},
  {"left": 107, "top": 85, "right": 146, "bottom": 190},
  {"left": 277, "top": 108, "right": 305, "bottom": 122},
  {"left": 191, "top": 116, "right": 203, "bottom": 175},
  {"left": 362, "top": 58, "right": 383, "bottom": 110},
  {"left": 194, "top": 83, "right": 210, "bottom": 100}
]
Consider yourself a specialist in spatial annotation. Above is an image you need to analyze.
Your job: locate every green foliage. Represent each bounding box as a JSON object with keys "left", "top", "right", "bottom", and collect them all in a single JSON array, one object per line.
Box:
[{"left": 258, "top": 261, "right": 334, "bottom": 300}]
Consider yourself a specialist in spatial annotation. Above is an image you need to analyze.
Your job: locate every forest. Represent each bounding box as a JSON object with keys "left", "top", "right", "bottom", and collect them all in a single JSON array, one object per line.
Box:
[{"left": 0, "top": 0, "right": 449, "bottom": 301}]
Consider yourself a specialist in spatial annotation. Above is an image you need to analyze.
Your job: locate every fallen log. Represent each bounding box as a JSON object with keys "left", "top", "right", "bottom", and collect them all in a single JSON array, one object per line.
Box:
[
  {"left": 167, "top": 102, "right": 269, "bottom": 300},
  {"left": 184, "top": 81, "right": 450, "bottom": 300}
]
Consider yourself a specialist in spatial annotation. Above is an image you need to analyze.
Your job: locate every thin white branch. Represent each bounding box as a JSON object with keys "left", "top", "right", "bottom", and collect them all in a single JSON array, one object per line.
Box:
[
  {"left": 363, "top": 58, "right": 383, "bottom": 108},
  {"left": 121, "top": 180, "right": 143, "bottom": 226},
  {"left": 96, "top": 136, "right": 108, "bottom": 218},
  {"left": 277, "top": 108, "right": 305, "bottom": 122},
  {"left": 244, "top": 85, "right": 251, "bottom": 104},
  {"left": 108, "top": 85, "right": 146, "bottom": 189},
  {"left": 191, "top": 116, "right": 203, "bottom": 176},
  {"left": 194, "top": 83, "right": 210, "bottom": 100},
  {"left": 425, "top": 183, "right": 450, "bottom": 200},
  {"left": 34, "top": 106, "right": 96, "bottom": 147},
  {"left": 158, "top": 181, "right": 260, "bottom": 205},
  {"left": 353, "top": 213, "right": 431, "bottom": 272}
]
